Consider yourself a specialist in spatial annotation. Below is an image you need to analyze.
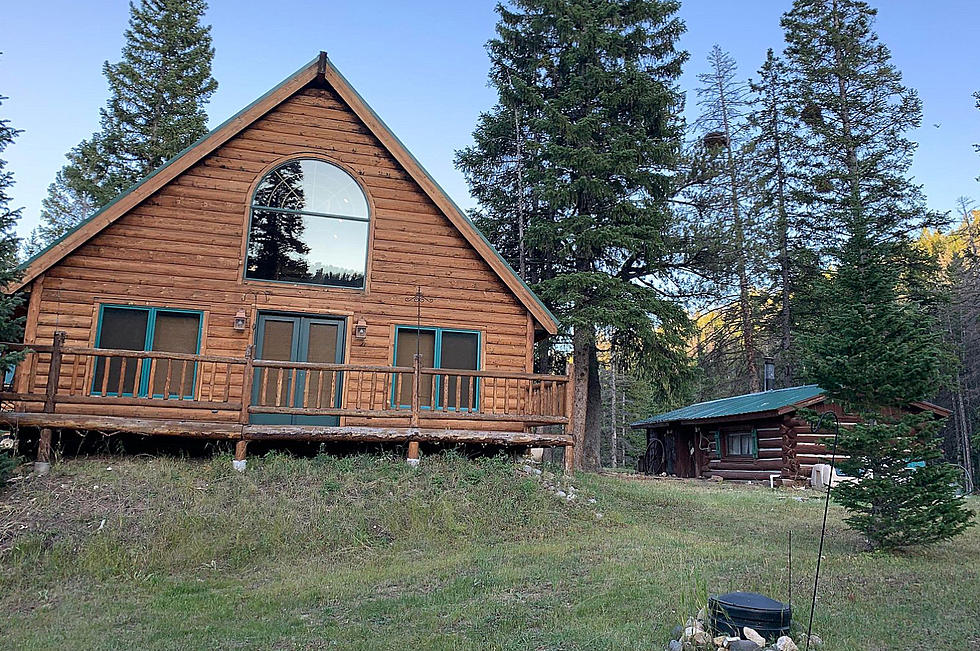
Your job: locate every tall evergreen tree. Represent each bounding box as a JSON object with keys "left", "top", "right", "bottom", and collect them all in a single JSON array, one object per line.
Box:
[
  {"left": 785, "top": 0, "right": 973, "bottom": 549},
  {"left": 746, "top": 49, "right": 812, "bottom": 386},
  {"left": 691, "top": 45, "right": 763, "bottom": 394},
  {"left": 37, "top": 0, "right": 217, "bottom": 244},
  {"left": 457, "top": 0, "right": 691, "bottom": 470},
  {"left": 32, "top": 170, "right": 96, "bottom": 252}
]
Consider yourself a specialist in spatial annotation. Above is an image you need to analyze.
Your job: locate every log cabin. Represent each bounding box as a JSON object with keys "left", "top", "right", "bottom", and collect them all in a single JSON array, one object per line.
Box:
[
  {"left": 631, "top": 385, "right": 950, "bottom": 482},
  {"left": 1, "top": 53, "right": 574, "bottom": 471}
]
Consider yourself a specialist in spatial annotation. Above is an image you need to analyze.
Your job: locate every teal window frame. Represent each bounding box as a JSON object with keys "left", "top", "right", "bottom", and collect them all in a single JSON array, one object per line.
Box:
[
  {"left": 392, "top": 325, "right": 481, "bottom": 412},
  {"left": 91, "top": 304, "right": 204, "bottom": 399}
]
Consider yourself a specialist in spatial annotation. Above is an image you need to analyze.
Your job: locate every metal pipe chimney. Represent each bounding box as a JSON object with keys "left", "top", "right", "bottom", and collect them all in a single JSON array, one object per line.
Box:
[{"left": 764, "top": 357, "right": 776, "bottom": 392}]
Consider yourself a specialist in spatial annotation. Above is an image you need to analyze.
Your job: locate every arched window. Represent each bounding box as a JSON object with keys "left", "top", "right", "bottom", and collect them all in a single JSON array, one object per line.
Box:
[{"left": 245, "top": 158, "right": 369, "bottom": 288}]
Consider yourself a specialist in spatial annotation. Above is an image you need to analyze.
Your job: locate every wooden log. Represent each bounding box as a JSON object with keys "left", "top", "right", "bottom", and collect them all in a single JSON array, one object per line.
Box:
[
  {"left": 242, "top": 425, "right": 574, "bottom": 447},
  {"left": 43, "top": 331, "right": 66, "bottom": 413},
  {"left": 239, "top": 345, "right": 255, "bottom": 425},
  {"left": 37, "top": 427, "right": 52, "bottom": 463},
  {"left": 0, "top": 412, "right": 242, "bottom": 438}
]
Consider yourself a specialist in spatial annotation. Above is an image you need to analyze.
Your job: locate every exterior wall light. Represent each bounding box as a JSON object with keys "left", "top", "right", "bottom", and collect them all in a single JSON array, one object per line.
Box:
[
  {"left": 354, "top": 318, "right": 368, "bottom": 341},
  {"left": 233, "top": 309, "right": 248, "bottom": 332}
]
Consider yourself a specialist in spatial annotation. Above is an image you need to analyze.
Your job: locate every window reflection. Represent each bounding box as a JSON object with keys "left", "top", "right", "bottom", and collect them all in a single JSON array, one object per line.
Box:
[{"left": 246, "top": 159, "right": 369, "bottom": 288}]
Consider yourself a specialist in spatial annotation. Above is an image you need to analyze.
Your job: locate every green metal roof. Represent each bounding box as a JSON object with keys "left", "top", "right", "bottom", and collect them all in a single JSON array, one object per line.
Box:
[{"left": 631, "top": 385, "right": 826, "bottom": 427}]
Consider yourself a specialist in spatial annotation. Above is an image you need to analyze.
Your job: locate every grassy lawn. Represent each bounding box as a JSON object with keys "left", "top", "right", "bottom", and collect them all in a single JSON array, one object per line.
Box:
[{"left": 1, "top": 452, "right": 977, "bottom": 650}]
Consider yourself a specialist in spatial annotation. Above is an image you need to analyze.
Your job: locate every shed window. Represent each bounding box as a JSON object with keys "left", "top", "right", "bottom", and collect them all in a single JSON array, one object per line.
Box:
[
  {"left": 245, "top": 159, "right": 369, "bottom": 288},
  {"left": 92, "top": 305, "right": 202, "bottom": 398},
  {"left": 393, "top": 326, "right": 480, "bottom": 410},
  {"left": 725, "top": 431, "right": 757, "bottom": 458}
]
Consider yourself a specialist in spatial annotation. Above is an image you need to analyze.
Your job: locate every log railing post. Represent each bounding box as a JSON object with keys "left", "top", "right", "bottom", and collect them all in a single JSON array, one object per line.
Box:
[
  {"left": 239, "top": 345, "right": 255, "bottom": 426},
  {"left": 564, "top": 361, "right": 575, "bottom": 474},
  {"left": 410, "top": 354, "right": 421, "bottom": 429},
  {"left": 43, "top": 331, "right": 66, "bottom": 414},
  {"left": 407, "top": 353, "right": 421, "bottom": 467}
]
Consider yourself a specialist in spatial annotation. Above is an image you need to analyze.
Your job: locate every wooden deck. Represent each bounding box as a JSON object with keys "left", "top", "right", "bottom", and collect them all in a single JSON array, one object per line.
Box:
[{"left": 0, "top": 333, "right": 574, "bottom": 465}]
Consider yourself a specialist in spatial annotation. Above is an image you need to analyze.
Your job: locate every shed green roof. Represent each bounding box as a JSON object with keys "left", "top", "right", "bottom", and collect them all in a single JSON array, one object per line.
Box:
[{"left": 631, "top": 385, "right": 825, "bottom": 428}]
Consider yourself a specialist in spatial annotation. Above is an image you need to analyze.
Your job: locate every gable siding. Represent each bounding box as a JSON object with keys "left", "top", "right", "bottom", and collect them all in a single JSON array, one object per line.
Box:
[{"left": 28, "top": 85, "right": 533, "bottom": 428}]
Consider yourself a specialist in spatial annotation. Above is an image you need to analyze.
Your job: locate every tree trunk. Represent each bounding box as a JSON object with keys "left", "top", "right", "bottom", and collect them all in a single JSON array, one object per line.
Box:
[
  {"left": 572, "top": 327, "right": 591, "bottom": 470},
  {"left": 585, "top": 342, "right": 602, "bottom": 471},
  {"left": 610, "top": 358, "right": 618, "bottom": 469}
]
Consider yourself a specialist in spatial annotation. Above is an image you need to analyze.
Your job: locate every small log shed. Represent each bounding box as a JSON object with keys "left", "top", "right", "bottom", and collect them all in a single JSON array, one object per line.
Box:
[{"left": 631, "top": 385, "right": 950, "bottom": 482}]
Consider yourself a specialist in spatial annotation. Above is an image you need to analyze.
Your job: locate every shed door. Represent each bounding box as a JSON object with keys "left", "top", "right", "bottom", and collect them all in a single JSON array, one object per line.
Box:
[{"left": 250, "top": 313, "right": 345, "bottom": 425}]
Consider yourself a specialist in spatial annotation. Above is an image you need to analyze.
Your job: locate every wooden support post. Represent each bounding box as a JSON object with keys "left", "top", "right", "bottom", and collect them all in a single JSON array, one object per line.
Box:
[
  {"left": 564, "top": 361, "right": 575, "bottom": 474},
  {"left": 410, "top": 354, "right": 421, "bottom": 428},
  {"left": 406, "top": 440, "right": 420, "bottom": 467},
  {"left": 44, "top": 331, "right": 66, "bottom": 414},
  {"left": 35, "top": 427, "right": 52, "bottom": 475},
  {"left": 407, "top": 354, "right": 421, "bottom": 466},
  {"left": 239, "top": 345, "right": 255, "bottom": 425},
  {"left": 233, "top": 439, "right": 248, "bottom": 472}
]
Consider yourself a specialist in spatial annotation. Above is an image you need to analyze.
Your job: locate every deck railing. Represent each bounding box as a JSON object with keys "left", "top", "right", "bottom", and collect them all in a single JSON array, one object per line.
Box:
[{"left": 1, "top": 332, "right": 570, "bottom": 429}]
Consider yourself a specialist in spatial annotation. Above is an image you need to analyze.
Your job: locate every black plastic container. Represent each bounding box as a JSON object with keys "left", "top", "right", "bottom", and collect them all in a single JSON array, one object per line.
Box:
[{"left": 709, "top": 591, "right": 791, "bottom": 640}]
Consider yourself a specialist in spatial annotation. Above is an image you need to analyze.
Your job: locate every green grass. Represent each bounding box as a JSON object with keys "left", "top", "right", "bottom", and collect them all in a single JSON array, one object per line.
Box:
[{"left": 1, "top": 452, "right": 977, "bottom": 650}]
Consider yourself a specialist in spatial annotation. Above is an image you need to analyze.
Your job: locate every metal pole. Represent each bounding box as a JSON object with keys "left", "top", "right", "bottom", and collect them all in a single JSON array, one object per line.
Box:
[{"left": 806, "top": 411, "right": 840, "bottom": 651}]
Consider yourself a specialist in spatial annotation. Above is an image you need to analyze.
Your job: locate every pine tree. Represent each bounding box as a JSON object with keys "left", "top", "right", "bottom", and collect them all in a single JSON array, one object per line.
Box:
[
  {"left": 457, "top": 0, "right": 691, "bottom": 470},
  {"left": 691, "top": 46, "right": 763, "bottom": 394},
  {"left": 33, "top": 170, "right": 96, "bottom": 251},
  {"left": 0, "top": 86, "right": 26, "bottom": 375},
  {"left": 786, "top": 0, "right": 974, "bottom": 549},
  {"left": 747, "top": 49, "right": 812, "bottom": 386},
  {"left": 38, "top": 0, "right": 217, "bottom": 243}
]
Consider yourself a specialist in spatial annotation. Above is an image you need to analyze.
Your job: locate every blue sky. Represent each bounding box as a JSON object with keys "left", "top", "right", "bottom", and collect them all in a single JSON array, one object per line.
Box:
[{"left": 3, "top": 0, "right": 979, "bottom": 239}]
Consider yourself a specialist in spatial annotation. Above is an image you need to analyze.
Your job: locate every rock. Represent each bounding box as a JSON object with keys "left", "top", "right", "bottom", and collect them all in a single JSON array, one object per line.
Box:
[
  {"left": 521, "top": 464, "right": 535, "bottom": 474},
  {"left": 728, "top": 641, "right": 763, "bottom": 651},
  {"left": 798, "top": 634, "right": 822, "bottom": 648},
  {"left": 667, "top": 641, "right": 683, "bottom": 651},
  {"left": 683, "top": 626, "right": 697, "bottom": 639},
  {"left": 713, "top": 635, "right": 728, "bottom": 646},
  {"left": 671, "top": 625, "right": 684, "bottom": 640},
  {"left": 743, "top": 627, "right": 766, "bottom": 647},
  {"left": 691, "top": 630, "right": 710, "bottom": 645},
  {"left": 709, "top": 475, "right": 724, "bottom": 482},
  {"left": 696, "top": 607, "right": 707, "bottom": 623},
  {"left": 774, "top": 636, "right": 798, "bottom": 651},
  {"left": 555, "top": 490, "right": 567, "bottom": 498}
]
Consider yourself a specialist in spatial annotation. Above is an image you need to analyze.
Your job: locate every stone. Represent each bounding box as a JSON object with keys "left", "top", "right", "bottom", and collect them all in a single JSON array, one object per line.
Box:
[
  {"left": 709, "top": 475, "right": 724, "bottom": 482},
  {"left": 728, "top": 641, "right": 763, "bottom": 651},
  {"left": 743, "top": 627, "right": 766, "bottom": 647},
  {"left": 691, "top": 630, "right": 711, "bottom": 645},
  {"left": 671, "top": 625, "right": 684, "bottom": 640},
  {"left": 774, "top": 636, "right": 798, "bottom": 651},
  {"left": 696, "top": 607, "right": 707, "bottom": 623},
  {"left": 713, "top": 635, "right": 728, "bottom": 646},
  {"left": 798, "top": 634, "right": 822, "bottom": 648},
  {"left": 667, "top": 641, "right": 683, "bottom": 651}
]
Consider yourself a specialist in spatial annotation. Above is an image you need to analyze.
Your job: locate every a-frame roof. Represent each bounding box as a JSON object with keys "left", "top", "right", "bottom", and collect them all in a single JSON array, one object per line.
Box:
[{"left": 15, "top": 53, "right": 559, "bottom": 335}]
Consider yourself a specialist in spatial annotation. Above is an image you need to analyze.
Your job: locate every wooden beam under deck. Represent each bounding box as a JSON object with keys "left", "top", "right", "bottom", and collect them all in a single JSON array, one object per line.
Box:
[{"left": 0, "top": 412, "right": 571, "bottom": 448}]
